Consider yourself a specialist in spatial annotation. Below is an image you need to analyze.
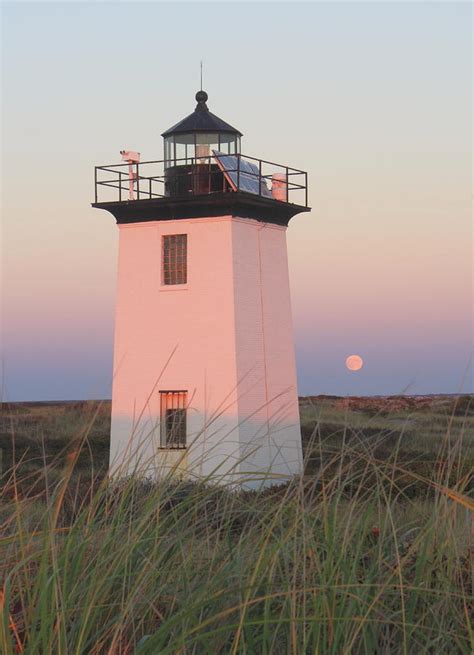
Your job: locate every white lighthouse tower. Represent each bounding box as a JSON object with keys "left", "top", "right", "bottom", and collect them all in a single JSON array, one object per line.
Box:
[{"left": 93, "top": 90, "right": 310, "bottom": 487}]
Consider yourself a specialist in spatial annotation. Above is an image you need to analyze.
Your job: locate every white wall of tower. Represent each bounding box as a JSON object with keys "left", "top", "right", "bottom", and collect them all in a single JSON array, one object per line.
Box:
[{"left": 110, "top": 215, "right": 302, "bottom": 487}]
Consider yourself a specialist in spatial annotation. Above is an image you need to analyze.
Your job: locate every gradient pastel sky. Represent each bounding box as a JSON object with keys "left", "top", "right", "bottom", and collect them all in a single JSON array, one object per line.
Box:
[{"left": 2, "top": 1, "right": 472, "bottom": 401}]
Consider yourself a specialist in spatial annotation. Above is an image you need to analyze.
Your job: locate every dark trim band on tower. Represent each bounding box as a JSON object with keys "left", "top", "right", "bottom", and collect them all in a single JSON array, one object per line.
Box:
[{"left": 92, "top": 191, "right": 310, "bottom": 226}]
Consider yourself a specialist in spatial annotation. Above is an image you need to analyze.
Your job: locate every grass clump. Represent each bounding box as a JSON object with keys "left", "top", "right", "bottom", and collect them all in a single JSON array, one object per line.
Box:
[{"left": 0, "top": 397, "right": 473, "bottom": 653}]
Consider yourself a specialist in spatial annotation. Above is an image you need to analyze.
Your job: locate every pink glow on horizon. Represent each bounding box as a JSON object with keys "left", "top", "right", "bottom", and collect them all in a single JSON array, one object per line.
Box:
[{"left": 2, "top": 2, "right": 471, "bottom": 399}]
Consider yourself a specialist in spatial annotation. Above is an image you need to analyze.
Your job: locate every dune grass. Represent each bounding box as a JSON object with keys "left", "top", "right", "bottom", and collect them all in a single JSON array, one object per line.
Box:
[{"left": 0, "top": 397, "right": 473, "bottom": 653}]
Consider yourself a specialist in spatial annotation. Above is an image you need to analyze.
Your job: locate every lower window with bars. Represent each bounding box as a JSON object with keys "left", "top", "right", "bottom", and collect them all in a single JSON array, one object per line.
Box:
[{"left": 159, "top": 390, "right": 187, "bottom": 449}]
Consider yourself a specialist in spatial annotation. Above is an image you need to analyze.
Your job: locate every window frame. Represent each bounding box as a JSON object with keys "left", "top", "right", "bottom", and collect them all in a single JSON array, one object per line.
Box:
[
  {"left": 162, "top": 233, "right": 187, "bottom": 286},
  {"left": 159, "top": 390, "right": 187, "bottom": 449}
]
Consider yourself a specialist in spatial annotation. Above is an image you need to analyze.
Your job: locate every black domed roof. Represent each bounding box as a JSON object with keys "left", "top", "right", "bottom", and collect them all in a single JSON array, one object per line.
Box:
[{"left": 161, "top": 90, "right": 242, "bottom": 137}]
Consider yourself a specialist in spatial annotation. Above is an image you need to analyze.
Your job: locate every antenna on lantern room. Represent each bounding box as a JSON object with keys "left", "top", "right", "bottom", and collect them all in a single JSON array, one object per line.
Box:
[{"left": 120, "top": 150, "right": 140, "bottom": 200}]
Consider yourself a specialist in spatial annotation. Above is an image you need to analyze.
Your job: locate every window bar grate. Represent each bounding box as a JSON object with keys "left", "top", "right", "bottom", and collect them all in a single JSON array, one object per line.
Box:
[
  {"left": 163, "top": 234, "right": 187, "bottom": 285},
  {"left": 160, "top": 391, "right": 187, "bottom": 448}
]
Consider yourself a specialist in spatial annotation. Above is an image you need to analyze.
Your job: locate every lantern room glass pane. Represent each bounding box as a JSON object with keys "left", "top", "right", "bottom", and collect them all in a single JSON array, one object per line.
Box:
[
  {"left": 195, "top": 133, "right": 218, "bottom": 161},
  {"left": 164, "top": 132, "right": 240, "bottom": 168},
  {"left": 175, "top": 134, "right": 194, "bottom": 164},
  {"left": 175, "top": 141, "right": 188, "bottom": 164},
  {"left": 218, "top": 134, "right": 239, "bottom": 155},
  {"left": 196, "top": 133, "right": 219, "bottom": 146},
  {"left": 164, "top": 137, "right": 174, "bottom": 168}
]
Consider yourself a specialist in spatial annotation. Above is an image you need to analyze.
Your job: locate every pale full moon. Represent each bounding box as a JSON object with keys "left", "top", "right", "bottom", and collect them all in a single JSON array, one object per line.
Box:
[{"left": 346, "top": 355, "right": 364, "bottom": 371}]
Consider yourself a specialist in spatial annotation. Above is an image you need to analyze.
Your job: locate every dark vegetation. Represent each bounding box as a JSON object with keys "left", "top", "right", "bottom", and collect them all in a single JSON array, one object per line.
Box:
[
  {"left": 0, "top": 395, "right": 472, "bottom": 653},
  {"left": 1, "top": 395, "right": 472, "bottom": 497}
]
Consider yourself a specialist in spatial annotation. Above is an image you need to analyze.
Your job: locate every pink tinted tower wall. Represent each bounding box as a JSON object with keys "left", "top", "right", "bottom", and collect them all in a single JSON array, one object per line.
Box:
[{"left": 93, "top": 90, "right": 311, "bottom": 488}]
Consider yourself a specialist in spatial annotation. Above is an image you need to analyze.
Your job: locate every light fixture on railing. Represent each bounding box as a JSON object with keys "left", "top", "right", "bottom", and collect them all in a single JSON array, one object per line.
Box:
[
  {"left": 120, "top": 150, "right": 140, "bottom": 200},
  {"left": 271, "top": 173, "right": 288, "bottom": 202}
]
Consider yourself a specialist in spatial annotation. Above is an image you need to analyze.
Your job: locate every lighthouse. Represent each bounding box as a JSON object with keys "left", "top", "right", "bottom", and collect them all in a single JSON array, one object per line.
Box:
[{"left": 93, "top": 90, "right": 310, "bottom": 487}]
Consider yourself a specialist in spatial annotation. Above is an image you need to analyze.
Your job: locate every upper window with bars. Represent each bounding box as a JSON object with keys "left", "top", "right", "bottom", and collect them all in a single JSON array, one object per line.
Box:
[
  {"left": 159, "top": 390, "right": 187, "bottom": 449},
  {"left": 162, "top": 234, "right": 187, "bottom": 285}
]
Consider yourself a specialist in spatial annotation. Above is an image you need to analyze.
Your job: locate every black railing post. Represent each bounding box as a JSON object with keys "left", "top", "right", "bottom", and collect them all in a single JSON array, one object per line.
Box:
[
  {"left": 237, "top": 154, "right": 240, "bottom": 191},
  {"left": 149, "top": 178, "right": 152, "bottom": 199},
  {"left": 259, "top": 159, "right": 262, "bottom": 196},
  {"left": 208, "top": 155, "right": 211, "bottom": 194},
  {"left": 119, "top": 171, "right": 122, "bottom": 202},
  {"left": 136, "top": 163, "right": 140, "bottom": 200},
  {"left": 285, "top": 167, "right": 289, "bottom": 202},
  {"left": 94, "top": 167, "right": 98, "bottom": 203}
]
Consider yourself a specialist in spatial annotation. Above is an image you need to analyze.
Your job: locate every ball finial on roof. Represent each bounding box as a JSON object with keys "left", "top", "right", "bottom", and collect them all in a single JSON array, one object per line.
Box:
[
  {"left": 161, "top": 90, "right": 242, "bottom": 137},
  {"left": 195, "top": 90, "right": 208, "bottom": 110}
]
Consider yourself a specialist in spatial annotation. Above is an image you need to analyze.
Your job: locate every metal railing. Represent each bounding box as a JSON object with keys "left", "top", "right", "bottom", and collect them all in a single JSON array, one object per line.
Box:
[{"left": 94, "top": 153, "right": 308, "bottom": 207}]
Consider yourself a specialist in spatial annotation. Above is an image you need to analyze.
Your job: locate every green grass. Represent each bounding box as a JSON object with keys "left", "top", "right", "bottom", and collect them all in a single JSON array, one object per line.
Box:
[{"left": 0, "top": 396, "right": 473, "bottom": 653}]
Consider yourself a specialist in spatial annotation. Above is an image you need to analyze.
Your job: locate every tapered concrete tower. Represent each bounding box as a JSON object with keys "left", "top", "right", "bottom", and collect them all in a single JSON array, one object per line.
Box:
[{"left": 93, "top": 90, "right": 310, "bottom": 487}]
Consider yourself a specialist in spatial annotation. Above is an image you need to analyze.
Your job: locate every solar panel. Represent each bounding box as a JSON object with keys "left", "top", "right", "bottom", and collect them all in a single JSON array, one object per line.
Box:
[{"left": 212, "top": 151, "right": 272, "bottom": 198}]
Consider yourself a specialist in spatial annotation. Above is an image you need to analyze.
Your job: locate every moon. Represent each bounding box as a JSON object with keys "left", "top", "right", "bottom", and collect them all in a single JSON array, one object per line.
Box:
[{"left": 346, "top": 355, "right": 363, "bottom": 371}]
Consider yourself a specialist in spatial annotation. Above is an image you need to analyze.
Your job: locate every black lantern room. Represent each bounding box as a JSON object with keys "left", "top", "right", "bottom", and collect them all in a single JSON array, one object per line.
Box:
[
  {"left": 93, "top": 89, "right": 310, "bottom": 226},
  {"left": 161, "top": 90, "right": 242, "bottom": 197}
]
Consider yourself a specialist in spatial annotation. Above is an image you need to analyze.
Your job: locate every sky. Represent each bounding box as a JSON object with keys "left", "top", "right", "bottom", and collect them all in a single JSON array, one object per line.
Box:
[{"left": 1, "top": 1, "right": 472, "bottom": 401}]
